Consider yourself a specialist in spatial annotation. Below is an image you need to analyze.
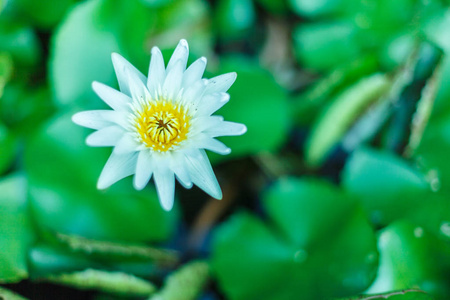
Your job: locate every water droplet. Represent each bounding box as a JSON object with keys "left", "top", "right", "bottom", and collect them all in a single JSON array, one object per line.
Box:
[
  {"left": 414, "top": 227, "right": 424, "bottom": 238},
  {"left": 365, "top": 252, "right": 377, "bottom": 264},
  {"left": 430, "top": 178, "right": 441, "bottom": 192},
  {"left": 293, "top": 249, "right": 308, "bottom": 263},
  {"left": 427, "top": 169, "right": 441, "bottom": 192},
  {"left": 440, "top": 222, "right": 450, "bottom": 238}
]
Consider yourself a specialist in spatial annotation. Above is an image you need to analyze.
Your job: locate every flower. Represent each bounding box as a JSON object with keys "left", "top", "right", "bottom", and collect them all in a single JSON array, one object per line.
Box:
[{"left": 72, "top": 39, "right": 246, "bottom": 211}]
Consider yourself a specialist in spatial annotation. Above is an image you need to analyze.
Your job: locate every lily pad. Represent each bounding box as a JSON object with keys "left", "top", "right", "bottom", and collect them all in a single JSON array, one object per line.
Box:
[
  {"left": 342, "top": 147, "right": 430, "bottom": 225},
  {"left": 212, "top": 177, "right": 378, "bottom": 300},
  {"left": 50, "top": 0, "right": 122, "bottom": 107},
  {"left": 367, "top": 221, "right": 450, "bottom": 298}
]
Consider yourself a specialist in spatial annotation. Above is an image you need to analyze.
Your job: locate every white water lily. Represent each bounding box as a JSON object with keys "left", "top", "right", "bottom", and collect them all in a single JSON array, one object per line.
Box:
[{"left": 72, "top": 39, "right": 246, "bottom": 211}]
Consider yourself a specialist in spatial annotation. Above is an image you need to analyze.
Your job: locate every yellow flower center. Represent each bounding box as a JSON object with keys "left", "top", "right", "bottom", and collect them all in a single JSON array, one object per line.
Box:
[{"left": 133, "top": 100, "right": 190, "bottom": 152}]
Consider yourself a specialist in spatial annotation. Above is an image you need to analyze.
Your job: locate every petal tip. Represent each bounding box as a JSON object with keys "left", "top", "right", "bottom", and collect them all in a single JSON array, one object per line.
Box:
[
  {"left": 221, "top": 93, "right": 230, "bottom": 102},
  {"left": 179, "top": 39, "right": 188, "bottom": 48},
  {"left": 97, "top": 180, "right": 109, "bottom": 190},
  {"left": 160, "top": 197, "right": 174, "bottom": 211},
  {"left": 111, "top": 52, "right": 121, "bottom": 62},
  {"left": 133, "top": 179, "right": 146, "bottom": 191},
  {"left": 71, "top": 113, "right": 79, "bottom": 123},
  {"left": 151, "top": 46, "right": 161, "bottom": 55},
  {"left": 241, "top": 124, "right": 248, "bottom": 135},
  {"left": 71, "top": 112, "right": 83, "bottom": 125},
  {"left": 91, "top": 81, "right": 102, "bottom": 93},
  {"left": 212, "top": 189, "right": 223, "bottom": 200}
]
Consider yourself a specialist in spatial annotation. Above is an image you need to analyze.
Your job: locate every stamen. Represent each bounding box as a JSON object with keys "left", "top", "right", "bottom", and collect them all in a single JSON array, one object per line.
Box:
[{"left": 132, "top": 98, "right": 190, "bottom": 152}]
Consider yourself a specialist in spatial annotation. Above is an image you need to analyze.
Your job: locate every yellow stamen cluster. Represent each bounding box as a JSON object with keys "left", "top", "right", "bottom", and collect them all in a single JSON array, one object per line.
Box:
[{"left": 133, "top": 100, "right": 190, "bottom": 152}]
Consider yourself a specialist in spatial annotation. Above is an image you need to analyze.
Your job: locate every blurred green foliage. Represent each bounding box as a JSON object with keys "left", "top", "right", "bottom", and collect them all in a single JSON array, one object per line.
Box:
[
  {"left": 212, "top": 178, "right": 378, "bottom": 300},
  {"left": 0, "top": 0, "right": 450, "bottom": 299}
]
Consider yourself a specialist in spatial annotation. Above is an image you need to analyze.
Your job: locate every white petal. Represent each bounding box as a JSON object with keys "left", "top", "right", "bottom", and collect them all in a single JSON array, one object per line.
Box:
[
  {"left": 162, "top": 59, "right": 184, "bottom": 99},
  {"left": 166, "top": 39, "right": 189, "bottom": 75},
  {"left": 154, "top": 162, "right": 175, "bottom": 211},
  {"left": 204, "top": 72, "right": 237, "bottom": 94},
  {"left": 133, "top": 150, "right": 154, "bottom": 190},
  {"left": 111, "top": 53, "right": 146, "bottom": 96},
  {"left": 114, "top": 133, "right": 140, "bottom": 154},
  {"left": 192, "top": 134, "right": 231, "bottom": 155},
  {"left": 182, "top": 57, "right": 207, "bottom": 89},
  {"left": 147, "top": 47, "right": 166, "bottom": 96},
  {"left": 191, "top": 115, "right": 224, "bottom": 134},
  {"left": 97, "top": 151, "right": 138, "bottom": 189},
  {"left": 72, "top": 110, "right": 119, "bottom": 130},
  {"left": 86, "top": 126, "right": 124, "bottom": 147},
  {"left": 169, "top": 153, "right": 192, "bottom": 189},
  {"left": 180, "top": 79, "right": 206, "bottom": 108},
  {"left": 196, "top": 92, "right": 230, "bottom": 116},
  {"left": 92, "top": 81, "right": 131, "bottom": 112},
  {"left": 204, "top": 121, "right": 247, "bottom": 137},
  {"left": 126, "top": 66, "right": 151, "bottom": 102},
  {"left": 184, "top": 149, "right": 222, "bottom": 199}
]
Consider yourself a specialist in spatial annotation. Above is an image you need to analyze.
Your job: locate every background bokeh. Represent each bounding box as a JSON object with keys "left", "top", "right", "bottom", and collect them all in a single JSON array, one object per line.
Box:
[{"left": 1, "top": 0, "right": 450, "bottom": 299}]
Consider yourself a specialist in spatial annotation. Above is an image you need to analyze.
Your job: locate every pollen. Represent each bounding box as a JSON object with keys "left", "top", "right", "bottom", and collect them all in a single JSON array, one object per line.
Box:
[{"left": 132, "top": 99, "right": 190, "bottom": 152}]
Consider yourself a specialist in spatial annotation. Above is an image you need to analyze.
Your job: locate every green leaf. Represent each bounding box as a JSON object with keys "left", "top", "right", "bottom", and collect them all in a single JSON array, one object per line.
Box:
[
  {"left": 29, "top": 242, "right": 167, "bottom": 280},
  {"left": 25, "top": 112, "right": 176, "bottom": 242},
  {"left": 215, "top": 0, "right": 256, "bottom": 38},
  {"left": 305, "top": 74, "right": 391, "bottom": 167},
  {"left": 0, "top": 122, "right": 16, "bottom": 175},
  {"left": 150, "top": 261, "right": 210, "bottom": 300},
  {"left": 0, "top": 52, "right": 13, "bottom": 97},
  {"left": 209, "top": 58, "right": 291, "bottom": 163},
  {"left": 342, "top": 148, "right": 430, "bottom": 225},
  {"left": 0, "top": 174, "right": 35, "bottom": 283},
  {"left": 50, "top": 0, "right": 121, "bottom": 107},
  {"left": 288, "top": 0, "right": 344, "bottom": 17},
  {"left": 431, "top": 56, "right": 450, "bottom": 116},
  {"left": 423, "top": 8, "right": 450, "bottom": 54},
  {"left": 404, "top": 43, "right": 443, "bottom": 157},
  {"left": 0, "top": 21, "right": 40, "bottom": 66},
  {"left": 293, "top": 21, "right": 363, "bottom": 71},
  {"left": 0, "top": 82, "right": 54, "bottom": 135},
  {"left": 367, "top": 221, "right": 450, "bottom": 298},
  {"left": 0, "top": 286, "right": 29, "bottom": 300},
  {"left": 56, "top": 233, "right": 179, "bottom": 267},
  {"left": 28, "top": 245, "right": 97, "bottom": 278},
  {"left": 292, "top": 54, "right": 378, "bottom": 126},
  {"left": 148, "top": 0, "right": 212, "bottom": 62},
  {"left": 253, "top": 0, "right": 288, "bottom": 14},
  {"left": 378, "top": 32, "right": 416, "bottom": 71},
  {"left": 212, "top": 178, "right": 378, "bottom": 300},
  {"left": 414, "top": 109, "right": 450, "bottom": 194},
  {"left": 212, "top": 212, "right": 293, "bottom": 300},
  {"left": 338, "top": 289, "right": 434, "bottom": 300},
  {"left": 138, "top": 0, "right": 174, "bottom": 8},
  {"left": 7, "top": 0, "right": 76, "bottom": 28},
  {"left": 45, "top": 269, "right": 156, "bottom": 296},
  {"left": 51, "top": 0, "right": 211, "bottom": 107}
]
